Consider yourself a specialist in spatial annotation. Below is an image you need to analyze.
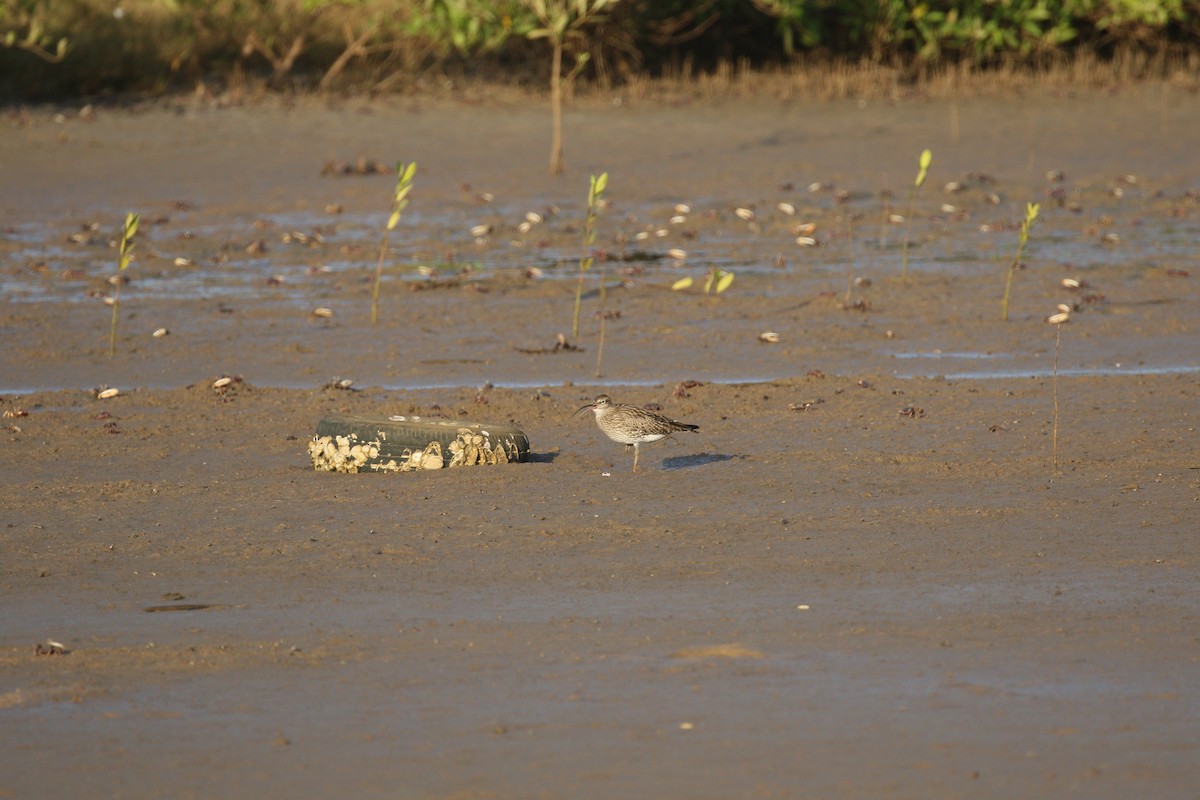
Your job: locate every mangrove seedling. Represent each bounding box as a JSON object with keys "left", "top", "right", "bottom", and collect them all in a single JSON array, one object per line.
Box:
[
  {"left": 900, "top": 148, "right": 931, "bottom": 278},
  {"left": 571, "top": 171, "right": 607, "bottom": 338},
  {"left": 705, "top": 268, "right": 734, "bottom": 295},
  {"left": 524, "top": 0, "right": 614, "bottom": 175},
  {"left": 669, "top": 268, "right": 733, "bottom": 295},
  {"left": 108, "top": 212, "right": 140, "bottom": 358},
  {"left": 1001, "top": 202, "right": 1040, "bottom": 321},
  {"left": 371, "top": 161, "right": 416, "bottom": 325}
]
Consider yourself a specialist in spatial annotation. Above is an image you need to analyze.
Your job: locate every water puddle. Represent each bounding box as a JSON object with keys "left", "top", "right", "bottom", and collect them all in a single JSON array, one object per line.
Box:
[{"left": 5, "top": 362, "right": 1197, "bottom": 396}]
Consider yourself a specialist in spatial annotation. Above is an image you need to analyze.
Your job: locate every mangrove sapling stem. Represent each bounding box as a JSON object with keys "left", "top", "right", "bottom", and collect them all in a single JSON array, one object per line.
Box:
[
  {"left": 844, "top": 210, "right": 856, "bottom": 307},
  {"left": 1052, "top": 322, "right": 1062, "bottom": 473},
  {"left": 371, "top": 161, "right": 416, "bottom": 325},
  {"left": 524, "top": 0, "right": 613, "bottom": 177},
  {"left": 595, "top": 264, "right": 607, "bottom": 378},
  {"left": 572, "top": 171, "right": 607, "bottom": 338},
  {"left": 108, "top": 212, "right": 140, "bottom": 358},
  {"left": 1046, "top": 304, "right": 1071, "bottom": 475},
  {"left": 901, "top": 149, "right": 931, "bottom": 279}
]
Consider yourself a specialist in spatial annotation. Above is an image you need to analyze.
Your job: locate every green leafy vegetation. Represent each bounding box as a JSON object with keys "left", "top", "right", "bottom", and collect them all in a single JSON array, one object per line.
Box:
[
  {"left": 1, "top": 0, "right": 67, "bottom": 62},
  {"left": 2, "top": 0, "right": 1196, "bottom": 99}
]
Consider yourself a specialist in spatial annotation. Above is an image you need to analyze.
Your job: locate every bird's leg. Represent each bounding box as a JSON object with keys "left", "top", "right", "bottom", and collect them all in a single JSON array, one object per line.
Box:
[{"left": 632, "top": 443, "right": 640, "bottom": 471}]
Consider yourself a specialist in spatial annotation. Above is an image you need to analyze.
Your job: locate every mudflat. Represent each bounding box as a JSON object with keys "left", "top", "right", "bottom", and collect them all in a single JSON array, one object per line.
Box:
[{"left": 2, "top": 83, "right": 1198, "bottom": 798}]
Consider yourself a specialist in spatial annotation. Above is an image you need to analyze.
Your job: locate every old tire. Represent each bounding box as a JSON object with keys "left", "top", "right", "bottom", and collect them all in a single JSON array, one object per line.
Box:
[{"left": 310, "top": 412, "right": 529, "bottom": 473}]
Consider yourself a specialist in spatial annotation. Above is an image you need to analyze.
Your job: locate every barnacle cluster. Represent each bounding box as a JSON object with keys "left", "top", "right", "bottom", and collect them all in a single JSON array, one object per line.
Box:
[
  {"left": 448, "top": 428, "right": 511, "bottom": 467},
  {"left": 308, "top": 433, "right": 393, "bottom": 473},
  {"left": 309, "top": 427, "right": 518, "bottom": 473}
]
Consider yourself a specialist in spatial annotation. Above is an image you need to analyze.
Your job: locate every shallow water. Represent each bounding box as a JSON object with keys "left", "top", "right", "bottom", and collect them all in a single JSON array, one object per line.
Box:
[{"left": 9, "top": 190, "right": 1197, "bottom": 305}]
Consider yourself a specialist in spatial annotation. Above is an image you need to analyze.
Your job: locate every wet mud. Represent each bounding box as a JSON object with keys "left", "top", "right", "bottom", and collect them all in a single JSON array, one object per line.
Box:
[{"left": 2, "top": 85, "right": 1198, "bottom": 798}]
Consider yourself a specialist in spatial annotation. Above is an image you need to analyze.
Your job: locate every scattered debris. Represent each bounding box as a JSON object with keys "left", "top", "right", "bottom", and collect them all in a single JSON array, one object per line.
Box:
[
  {"left": 516, "top": 333, "right": 581, "bottom": 354},
  {"left": 320, "top": 157, "right": 391, "bottom": 176}
]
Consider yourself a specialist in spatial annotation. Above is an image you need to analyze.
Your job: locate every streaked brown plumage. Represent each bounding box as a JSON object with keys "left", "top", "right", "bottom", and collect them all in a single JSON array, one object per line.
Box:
[{"left": 574, "top": 394, "right": 699, "bottom": 471}]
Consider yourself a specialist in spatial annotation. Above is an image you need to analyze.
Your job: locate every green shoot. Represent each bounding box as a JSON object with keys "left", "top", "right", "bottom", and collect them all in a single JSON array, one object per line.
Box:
[
  {"left": 371, "top": 161, "right": 416, "bottom": 325},
  {"left": 900, "top": 148, "right": 931, "bottom": 279},
  {"left": 1001, "top": 202, "right": 1040, "bottom": 321},
  {"left": 108, "top": 212, "right": 140, "bottom": 358},
  {"left": 704, "top": 268, "right": 734, "bottom": 295},
  {"left": 571, "top": 171, "right": 606, "bottom": 338}
]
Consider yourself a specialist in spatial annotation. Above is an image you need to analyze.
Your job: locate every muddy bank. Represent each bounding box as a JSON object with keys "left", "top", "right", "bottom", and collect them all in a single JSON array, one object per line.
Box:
[{"left": 2, "top": 86, "right": 1198, "bottom": 798}]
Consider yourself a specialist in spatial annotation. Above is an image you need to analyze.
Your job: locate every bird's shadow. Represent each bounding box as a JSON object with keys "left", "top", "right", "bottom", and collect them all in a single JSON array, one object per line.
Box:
[{"left": 661, "top": 452, "right": 742, "bottom": 471}]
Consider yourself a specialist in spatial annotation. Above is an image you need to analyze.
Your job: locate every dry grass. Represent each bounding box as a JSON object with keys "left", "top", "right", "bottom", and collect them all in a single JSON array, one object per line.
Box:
[{"left": 585, "top": 49, "right": 1200, "bottom": 108}]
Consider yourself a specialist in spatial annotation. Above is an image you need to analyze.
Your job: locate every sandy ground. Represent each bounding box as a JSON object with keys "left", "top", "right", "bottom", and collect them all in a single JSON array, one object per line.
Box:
[{"left": 1, "top": 82, "right": 1199, "bottom": 798}]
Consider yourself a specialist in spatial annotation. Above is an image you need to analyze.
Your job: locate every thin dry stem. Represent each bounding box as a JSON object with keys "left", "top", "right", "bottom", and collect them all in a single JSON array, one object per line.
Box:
[
  {"left": 371, "top": 233, "right": 387, "bottom": 325},
  {"left": 1052, "top": 323, "right": 1062, "bottom": 474},
  {"left": 549, "top": 39, "right": 564, "bottom": 176},
  {"left": 108, "top": 284, "right": 121, "bottom": 359},
  {"left": 595, "top": 267, "right": 607, "bottom": 378}
]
